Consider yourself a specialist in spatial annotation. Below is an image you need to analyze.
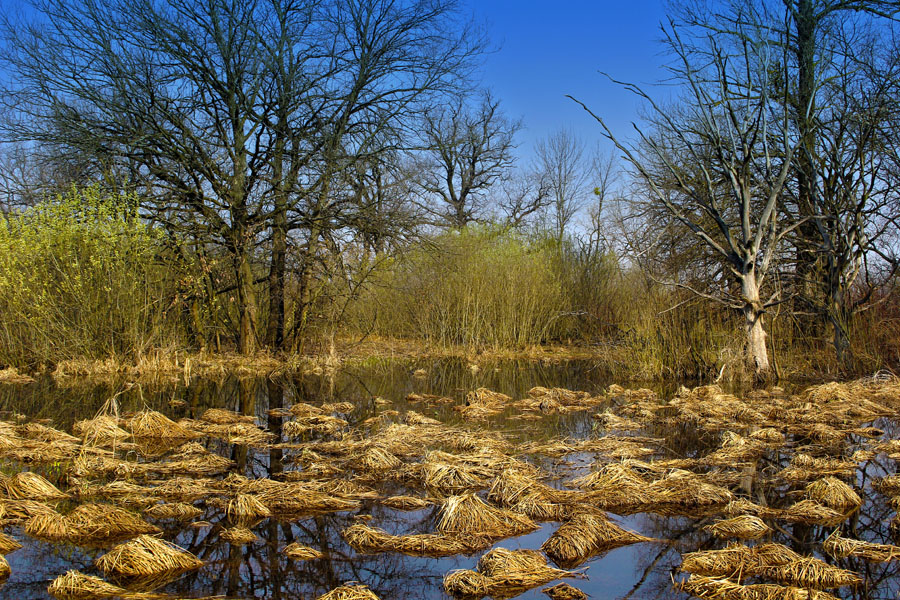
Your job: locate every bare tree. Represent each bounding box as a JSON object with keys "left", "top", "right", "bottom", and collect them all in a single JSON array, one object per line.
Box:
[
  {"left": 1, "top": 0, "right": 484, "bottom": 353},
  {"left": 414, "top": 91, "right": 520, "bottom": 228},
  {"left": 573, "top": 19, "right": 795, "bottom": 377},
  {"left": 534, "top": 128, "right": 594, "bottom": 244}
]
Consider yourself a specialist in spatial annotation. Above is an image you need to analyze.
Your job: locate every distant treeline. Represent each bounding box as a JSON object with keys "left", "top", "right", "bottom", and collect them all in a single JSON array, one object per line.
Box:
[{"left": 0, "top": 1, "right": 898, "bottom": 379}]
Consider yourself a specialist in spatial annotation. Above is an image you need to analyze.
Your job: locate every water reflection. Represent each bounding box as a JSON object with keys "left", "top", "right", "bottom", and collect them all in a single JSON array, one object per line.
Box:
[{"left": 0, "top": 361, "right": 895, "bottom": 599}]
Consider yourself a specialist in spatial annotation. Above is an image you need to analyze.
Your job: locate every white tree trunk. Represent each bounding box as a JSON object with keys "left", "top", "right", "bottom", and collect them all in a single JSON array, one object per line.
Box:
[{"left": 741, "top": 272, "right": 770, "bottom": 377}]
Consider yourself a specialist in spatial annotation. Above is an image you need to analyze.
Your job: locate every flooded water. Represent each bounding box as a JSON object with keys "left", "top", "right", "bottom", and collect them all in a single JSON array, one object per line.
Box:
[{"left": 0, "top": 358, "right": 896, "bottom": 600}]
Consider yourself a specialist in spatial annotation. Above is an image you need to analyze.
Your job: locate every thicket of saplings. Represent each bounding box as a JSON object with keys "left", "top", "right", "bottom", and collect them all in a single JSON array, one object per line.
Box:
[{"left": 1, "top": 189, "right": 896, "bottom": 378}]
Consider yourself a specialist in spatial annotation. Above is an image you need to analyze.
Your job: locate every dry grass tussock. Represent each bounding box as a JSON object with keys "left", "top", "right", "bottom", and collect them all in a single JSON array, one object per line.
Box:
[
  {"left": 823, "top": 532, "right": 900, "bottom": 562},
  {"left": 343, "top": 522, "right": 474, "bottom": 557},
  {"left": 25, "top": 503, "right": 160, "bottom": 543},
  {"left": 680, "top": 542, "right": 861, "bottom": 588},
  {"left": 542, "top": 582, "right": 589, "bottom": 600},
  {"left": 541, "top": 511, "right": 653, "bottom": 568},
  {"left": 679, "top": 574, "right": 840, "bottom": 600},
  {"left": 315, "top": 584, "right": 381, "bottom": 600},
  {"left": 444, "top": 547, "right": 579, "bottom": 599},
  {"left": 284, "top": 542, "right": 324, "bottom": 560},
  {"left": 95, "top": 534, "right": 203, "bottom": 576},
  {"left": 437, "top": 492, "right": 538, "bottom": 547}
]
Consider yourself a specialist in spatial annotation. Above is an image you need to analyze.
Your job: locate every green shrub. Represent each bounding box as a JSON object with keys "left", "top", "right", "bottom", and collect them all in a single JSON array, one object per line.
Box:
[
  {"left": 349, "top": 226, "right": 569, "bottom": 348},
  {"left": 0, "top": 188, "right": 183, "bottom": 367}
]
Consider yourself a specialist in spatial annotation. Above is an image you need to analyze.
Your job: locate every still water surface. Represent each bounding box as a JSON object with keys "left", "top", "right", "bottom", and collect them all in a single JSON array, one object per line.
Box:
[{"left": 0, "top": 358, "right": 894, "bottom": 600}]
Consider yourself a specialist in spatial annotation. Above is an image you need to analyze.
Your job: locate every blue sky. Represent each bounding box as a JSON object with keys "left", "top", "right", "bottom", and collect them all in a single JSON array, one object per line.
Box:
[{"left": 463, "top": 1, "right": 670, "bottom": 161}]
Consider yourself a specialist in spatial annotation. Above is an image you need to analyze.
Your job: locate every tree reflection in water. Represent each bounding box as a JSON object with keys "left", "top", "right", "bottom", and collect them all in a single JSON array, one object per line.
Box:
[{"left": 0, "top": 361, "right": 897, "bottom": 599}]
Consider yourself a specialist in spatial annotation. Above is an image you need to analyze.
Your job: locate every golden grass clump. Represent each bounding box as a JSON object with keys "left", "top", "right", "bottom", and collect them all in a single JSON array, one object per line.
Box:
[
  {"left": 143, "top": 502, "right": 203, "bottom": 521},
  {"left": 0, "top": 471, "right": 69, "bottom": 500},
  {"left": 823, "top": 532, "right": 900, "bottom": 562},
  {"left": 779, "top": 454, "right": 856, "bottom": 483},
  {"left": 378, "top": 495, "right": 433, "bottom": 511},
  {"left": 226, "top": 494, "right": 272, "bottom": 523},
  {"left": 679, "top": 574, "right": 840, "bottom": 600},
  {"left": 47, "top": 570, "right": 129, "bottom": 599},
  {"left": 125, "top": 410, "right": 196, "bottom": 439},
  {"left": 26, "top": 503, "right": 160, "bottom": 543},
  {"left": 542, "top": 582, "right": 589, "bottom": 600},
  {"left": 199, "top": 408, "right": 255, "bottom": 425},
  {"left": 17, "top": 423, "right": 80, "bottom": 444},
  {"left": 0, "top": 554, "right": 8, "bottom": 579},
  {"left": 723, "top": 499, "right": 783, "bottom": 520},
  {"left": 541, "top": 511, "right": 653, "bottom": 567},
  {"left": 221, "top": 526, "right": 257, "bottom": 545},
  {"left": 96, "top": 534, "right": 203, "bottom": 576},
  {"left": 437, "top": 492, "right": 538, "bottom": 546},
  {"left": 445, "top": 547, "right": 577, "bottom": 599},
  {"left": 780, "top": 500, "right": 848, "bottom": 527},
  {"left": 315, "top": 584, "right": 381, "bottom": 600},
  {"left": 251, "top": 483, "right": 361, "bottom": 515},
  {"left": 703, "top": 515, "right": 771, "bottom": 540},
  {"left": 759, "top": 557, "right": 862, "bottom": 589},
  {"left": 357, "top": 445, "right": 402, "bottom": 473},
  {"left": 343, "top": 522, "right": 472, "bottom": 557},
  {"left": 420, "top": 458, "right": 493, "bottom": 495},
  {"left": 680, "top": 543, "right": 794, "bottom": 579},
  {"left": 404, "top": 410, "right": 442, "bottom": 426},
  {"left": 0, "top": 531, "right": 21, "bottom": 554},
  {"left": 283, "top": 416, "right": 348, "bottom": 437},
  {"left": 681, "top": 542, "right": 858, "bottom": 588},
  {"left": 487, "top": 467, "right": 576, "bottom": 521},
  {"left": 0, "top": 498, "right": 59, "bottom": 522},
  {"left": 284, "top": 542, "right": 324, "bottom": 560},
  {"left": 873, "top": 474, "right": 900, "bottom": 497},
  {"left": 804, "top": 477, "right": 861, "bottom": 511}
]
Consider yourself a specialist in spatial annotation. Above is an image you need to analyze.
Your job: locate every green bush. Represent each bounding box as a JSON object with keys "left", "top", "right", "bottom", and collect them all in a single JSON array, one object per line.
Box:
[
  {"left": 350, "top": 226, "right": 569, "bottom": 348},
  {"left": 0, "top": 188, "right": 184, "bottom": 368}
]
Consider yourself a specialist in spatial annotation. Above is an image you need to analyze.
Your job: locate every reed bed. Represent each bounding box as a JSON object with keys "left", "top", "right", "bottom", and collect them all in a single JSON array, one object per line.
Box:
[
  {"left": 437, "top": 493, "right": 538, "bottom": 545},
  {"left": 541, "top": 512, "right": 653, "bottom": 567},
  {"left": 315, "top": 584, "right": 381, "bottom": 600},
  {"left": 343, "top": 522, "right": 473, "bottom": 557},
  {"left": 96, "top": 534, "right": 203, "bottom": 576},
  {"left": 284, "top": 542, "right": 324, "bottom": 560},
  {"left": 823, "top": 532, "right": 900, "bottom": 562}
]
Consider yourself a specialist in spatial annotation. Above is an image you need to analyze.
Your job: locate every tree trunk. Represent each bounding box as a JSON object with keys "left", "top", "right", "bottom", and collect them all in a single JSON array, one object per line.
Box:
[
  {"left": 265, "top": 202, "right": 287, "bottom": 351},
  {"left": 742, "top": 272, "right": 771, "bottom": 378},
  {"left": 235, "top": 249, "right": 259, "bottom": 355},
  {"left": 828, "top": 287, "right": 854, "bottom": 371}
]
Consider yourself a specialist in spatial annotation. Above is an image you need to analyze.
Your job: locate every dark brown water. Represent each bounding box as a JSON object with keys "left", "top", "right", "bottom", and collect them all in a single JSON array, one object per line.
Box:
[{"left": 0, "top": 358, "right": 895, "bottom": 600}]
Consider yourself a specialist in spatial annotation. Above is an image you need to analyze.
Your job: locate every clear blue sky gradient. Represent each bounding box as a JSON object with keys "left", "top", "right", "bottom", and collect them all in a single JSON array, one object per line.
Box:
[{"left": 463, "top": 1, "right": 671, "bottom": 162}]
